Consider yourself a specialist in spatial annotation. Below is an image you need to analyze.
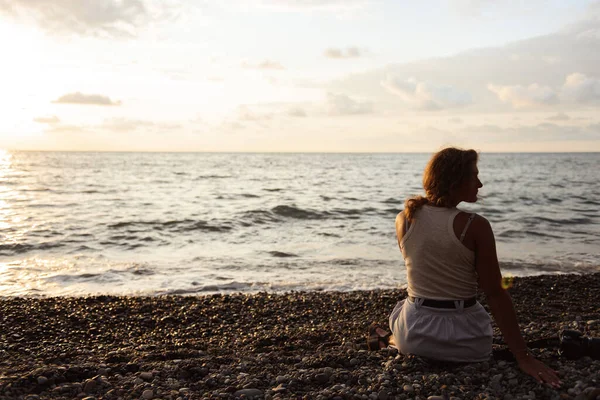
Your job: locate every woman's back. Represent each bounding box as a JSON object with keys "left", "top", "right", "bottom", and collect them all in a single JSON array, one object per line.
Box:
[{"left": 400, "top": 205, "right": 477, "bottom": 300}]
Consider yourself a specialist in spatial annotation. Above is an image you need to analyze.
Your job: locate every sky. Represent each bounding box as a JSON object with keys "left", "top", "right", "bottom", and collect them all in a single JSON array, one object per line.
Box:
[{"left": 1, "top": 0, "right": 599, "bottom": 152}]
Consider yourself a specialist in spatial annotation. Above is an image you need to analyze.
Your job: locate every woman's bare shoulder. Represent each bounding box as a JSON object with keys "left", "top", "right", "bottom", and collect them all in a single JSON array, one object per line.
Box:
[
  {"left": 469, "top": 213, "right": 493, "bottom": 235},
  {"left": 395, "top": 210, "right": 406, "bottom": 225}
]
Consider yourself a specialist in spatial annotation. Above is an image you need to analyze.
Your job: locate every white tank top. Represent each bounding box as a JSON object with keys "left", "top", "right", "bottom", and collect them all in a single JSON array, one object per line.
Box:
[{"left": 400, "top": 205, "right": 478, "bottom": 300}]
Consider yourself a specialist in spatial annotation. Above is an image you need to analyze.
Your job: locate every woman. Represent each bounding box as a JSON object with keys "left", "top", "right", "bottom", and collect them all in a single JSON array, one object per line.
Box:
[{"left": 378, "top": 147, "right": 560, "bottom": 387}]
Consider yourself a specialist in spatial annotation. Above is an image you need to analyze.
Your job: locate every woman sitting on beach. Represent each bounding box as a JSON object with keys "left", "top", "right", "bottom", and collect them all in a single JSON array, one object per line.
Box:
[{"left": 374, "top": 147, "right": 560, "bottom": 387}]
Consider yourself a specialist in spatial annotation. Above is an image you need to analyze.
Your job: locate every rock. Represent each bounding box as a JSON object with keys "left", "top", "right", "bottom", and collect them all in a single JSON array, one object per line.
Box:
[
  {"left": 378, "top": 390, "right": 389, "bottom": 400},
  {"left": 276, "top": 375, "right": 287, "bottom": 383},
  {"left": 83, "top": 379, "right": 96, "bottom": 393},
  {"left": 234, "top": 388, "right": 263, "bottom": 398},
  {"left": 142, "top": 389, "right": 154, "bottom": 399},
  {"left": 272, "top": 384, "right": 287, "bottom": 393},
  {"left": 403, "top": 384, "right": 414, "bottom": 393},
  {"left": 37, "top": 376, "right": 48, "bottom": 385},
  {"left": 315, "top": 373, "right": 329, "bottom": 384},
  {"left": 140, "top": 372, "right": 153, "bottom": 381},
  {"left": 427, "top": 397, "right": 445, "bottom": 400}
]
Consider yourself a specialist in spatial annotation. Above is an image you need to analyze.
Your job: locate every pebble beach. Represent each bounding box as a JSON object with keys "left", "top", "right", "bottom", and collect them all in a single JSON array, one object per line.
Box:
[{"left": 1, "top": 273, "right": 599, "bottom": 400}]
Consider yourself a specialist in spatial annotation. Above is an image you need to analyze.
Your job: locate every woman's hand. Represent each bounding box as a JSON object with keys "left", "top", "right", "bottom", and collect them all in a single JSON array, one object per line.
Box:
[{"left": 517, "top": 353, "right": 561, "bottom": 388}]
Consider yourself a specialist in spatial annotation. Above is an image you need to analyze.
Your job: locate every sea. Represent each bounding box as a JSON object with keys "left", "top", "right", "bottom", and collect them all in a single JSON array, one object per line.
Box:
[{"left": 0, "top": 151, "right": 598, "bottom": 296}]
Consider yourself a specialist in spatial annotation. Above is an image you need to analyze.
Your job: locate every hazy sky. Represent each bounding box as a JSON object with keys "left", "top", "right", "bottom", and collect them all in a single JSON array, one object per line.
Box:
[{"left": 1, "top": 0, "right": 599, "bottom": 152}]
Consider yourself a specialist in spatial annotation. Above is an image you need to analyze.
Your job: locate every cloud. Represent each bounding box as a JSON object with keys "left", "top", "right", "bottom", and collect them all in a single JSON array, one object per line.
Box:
[
  {"left": 327, "top": 93, "right": 373, "bottom": 115},
  {"left": 546, "top": 112, "right": 570, "bottom": 121},
  {"left": 561, "top": 73, "right": 600, "bottom": 103},
  {"left": 288, "top": 107, "right": 307, "bottom": 117},
  {"left": 236, "top": 106, "right": 274, "bottom": 122},
  {"left": 0, "top": 0, "right": 172, "bottom": 37},
  {"left": 487, "top": 73, "right": 600, "bottom": 108},
  {"left": 102, "top": 118, "right": 158, "bottom": 132},
  {"left": 33, "top": 115, "right": 60, "bottom": 124},
  {"left": 324, "top": 47, "right": 363, "bottom": 59},
  {"left": 52, "top": 92, "right": 122, "bottom": 106},
  {"left": 487, "top": 83, "right": 558, "bottom": 108},
  {"left": 381, "top": 77, "right": 472, "bottom": 110},
  {"left": 463, "top": 122, "right": 600, "bottom": 142},
  {"left": 328, "top": 14, "right": 599, "bottom": 113},
  {"left": 242, "top": 60, "right": 286, "bottom": 70},
  {"left": 242, "top": 0, "right": 371, "bottom": 12},
  {"left": 45, "top": 124, "right": 86, "bottom": 134},
  {"left": 42, "top": 118, "right": 182, "bottom": 135}
]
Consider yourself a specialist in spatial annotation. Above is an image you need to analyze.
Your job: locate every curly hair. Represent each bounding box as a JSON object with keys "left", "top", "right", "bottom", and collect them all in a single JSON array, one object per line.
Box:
[{"left": 404, "top": 147, "right": 478, "bottom": 222}]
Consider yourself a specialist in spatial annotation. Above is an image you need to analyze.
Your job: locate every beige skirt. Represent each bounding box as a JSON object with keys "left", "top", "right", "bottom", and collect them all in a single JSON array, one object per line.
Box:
[{"left": 388, "top": 298, "right": 493, "bottom": 362}]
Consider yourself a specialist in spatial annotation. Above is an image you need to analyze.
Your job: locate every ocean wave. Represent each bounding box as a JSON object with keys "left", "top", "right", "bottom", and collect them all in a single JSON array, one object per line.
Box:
[
  {"left": 497, "top": 230, "right": 563, "bottom": 239},
  {"left": 194, "top": 174, "right": 231, "bottom": 180},
  {"left": 267, "top": 251, "right": 298, "bottom": 258},
  {"left": 108, "top": 219, "right": 232, "bottom": 233},
  {"left": 522, "top": 216, "right": 593, "bottom": 226},
  {"left": 272, "top": 205, "right": 328, "bottom": 219},
  {"left": 0, "top": 241, "right": 64, "bottom": 256}
]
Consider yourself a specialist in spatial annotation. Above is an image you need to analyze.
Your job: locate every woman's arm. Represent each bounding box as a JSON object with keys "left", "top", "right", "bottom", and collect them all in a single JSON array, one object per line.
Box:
[{"left": 473, "top": 216, "right": 561, "bottom": 388}]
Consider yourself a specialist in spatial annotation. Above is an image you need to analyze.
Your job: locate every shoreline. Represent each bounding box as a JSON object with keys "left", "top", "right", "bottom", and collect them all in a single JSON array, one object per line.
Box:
[{"left": 1, "top": 273, "right": 599, "bottom": 399}]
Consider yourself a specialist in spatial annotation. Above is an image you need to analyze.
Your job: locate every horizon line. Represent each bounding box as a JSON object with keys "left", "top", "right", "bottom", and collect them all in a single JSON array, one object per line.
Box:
[{"left": 2, "top": 149, "right": 600, "bottom": 155}]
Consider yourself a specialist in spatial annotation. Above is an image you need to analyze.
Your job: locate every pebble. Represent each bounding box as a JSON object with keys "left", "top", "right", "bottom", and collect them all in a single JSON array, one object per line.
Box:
[
  {"left": 234, "top": 388, "right": 263, "bottom": 398},
  {"left": 272, "top": 384, "right": 286, "bottom": 393},
  {"left": 140, "top": 371, "right": 153, "bottom": 380},
  {"left": 0, "top": 275, "right": 598, "bottom": 400},
  {"left": 142, "top": 389, "right": 154, "bottom": 399},
  {"left": 378, "top": 390, "right": 389, "bottom": 400},
  {"left": 37, "top": 376, "right": 48, "bottom": 385},
  {"left": 83, "top": 379, "right": 96, "bottom": 393}
]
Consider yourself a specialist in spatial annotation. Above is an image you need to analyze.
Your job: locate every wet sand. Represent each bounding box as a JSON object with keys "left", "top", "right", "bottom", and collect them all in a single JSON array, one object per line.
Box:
[{"left": 1, "top": 273, "right": 599, "bottom": 399}]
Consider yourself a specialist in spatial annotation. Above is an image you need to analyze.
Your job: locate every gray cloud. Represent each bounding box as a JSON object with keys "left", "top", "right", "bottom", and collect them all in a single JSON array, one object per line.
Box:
[
  {"left": 242, "top": 60, "right": 286, "bottom": 70},
  {"left": 52, "top": 92, "right": 122, "bottom": 106},
  {"left": 381, "top": 76, "right": 472, "bottom": 110},
  {"left": 327, "top": 93, "right": 373, "bottom": 115},
  {"left": 324, "top": 47, "right": 363, "bottom": 59},
  {"left": 0, "top": 0, "right": 173, "bottom": 37},
  {"left": 546, "top": 112, "right": 570, "bottom": 121},
  {"left": 562, "top": 72, "right": 600, "bottom": 103},
  {"left": 487, "top": 83, "right": 558, "bottom": 108},
  {"left": 33, "top": 115, "right": 60, "bottom": 124},
  {"left": 463, "top": 122, "right": 600, "bottom": 143}
]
